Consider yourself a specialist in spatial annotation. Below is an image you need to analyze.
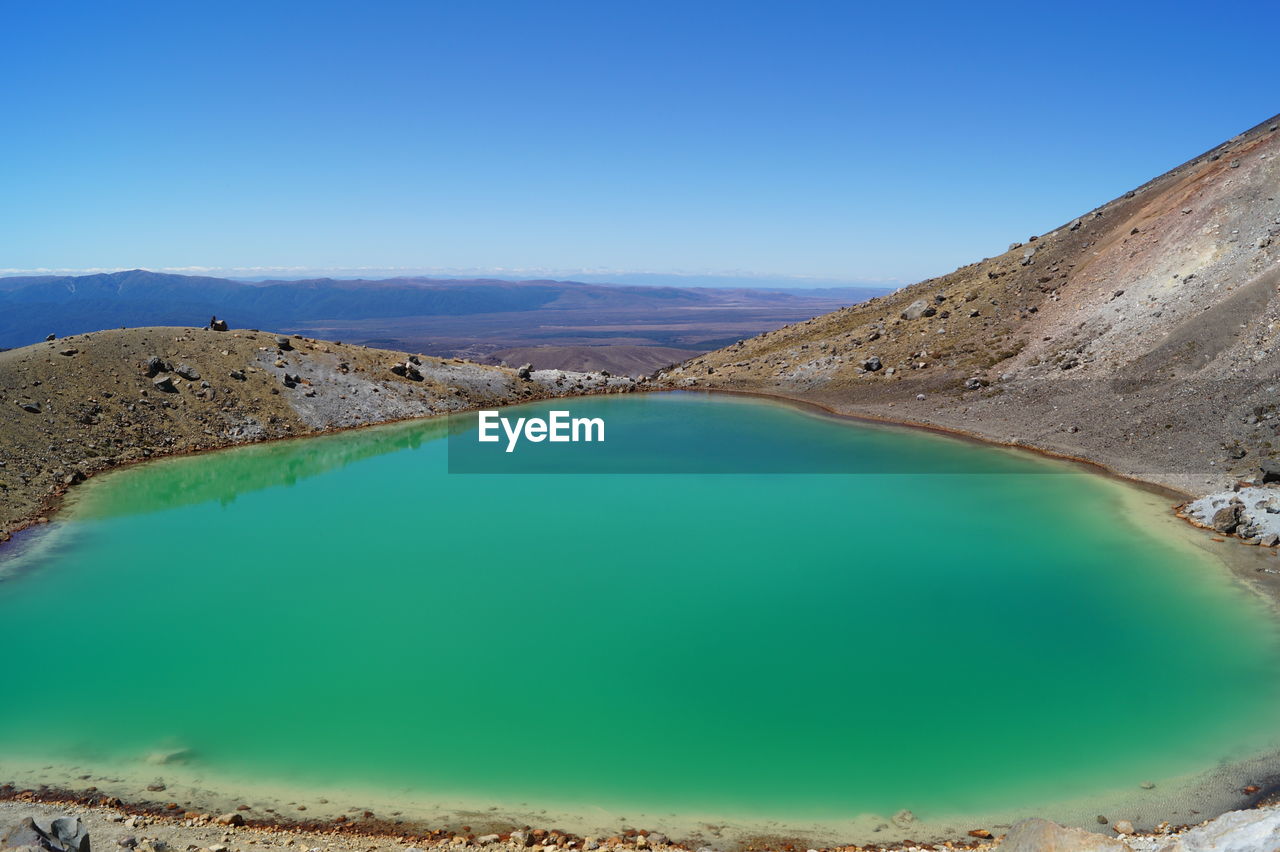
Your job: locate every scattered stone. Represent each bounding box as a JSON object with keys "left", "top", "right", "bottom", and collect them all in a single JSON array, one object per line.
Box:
[
  {"left": 174, "top": 364, "right": 201, "bottom": 381},
  {"left": 647, "top": 834, "right": 669, "bottom": 846},
  {"left": 1113, "top": 820, "right": 1135, "bottom": 835},
  {"left": 145, "top": 356, "right": 168, "bottom": 377},
  {"left": 229, "top": 370, "right": 246, "bottom": 381},
  {"left": 152, "top": 376, "right": 177, "bottom": 393},
  {"left": 509, "top": 831, "right": 532, "bottom": 848},
  {"left": 214, "top": 813, "right": 244, "bottom": 826}
]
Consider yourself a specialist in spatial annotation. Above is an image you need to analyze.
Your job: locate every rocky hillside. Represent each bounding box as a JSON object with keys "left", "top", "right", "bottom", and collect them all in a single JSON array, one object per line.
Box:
[
  {"left": 0, "top": 326, "right": 637, "bottom": 538},
  {"left": 666, "top": 113, "right": 1280, "bottom": 501}
]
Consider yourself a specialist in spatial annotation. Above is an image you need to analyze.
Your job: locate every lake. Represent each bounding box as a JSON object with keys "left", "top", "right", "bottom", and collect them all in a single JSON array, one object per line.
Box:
[{"left": 1, "top": 392, "right": 1277, "bottom": 843}]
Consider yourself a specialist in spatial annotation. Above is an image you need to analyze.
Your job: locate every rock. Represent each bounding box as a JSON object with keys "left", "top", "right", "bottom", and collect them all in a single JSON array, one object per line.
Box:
[
  {"left": 1259, "top": 460, "right": 1280, "bottom": 484},
  {"left": 17, "top": 400, "right": 41, "bottom": 414},
  {"left": 152, "top": 376, "right": 177, "bottom": 393},
  {"left": 145, "top": 356, "right": 168, "bottom": 377},
  {"left": 46, "top": 333, "right": 56, "bottom": 341},
  {"left": 1139, "top": 780, "right": 1155, "bottom": 789},
  {"left": 891, "top": 809, "right": 915, "bottom": 827},
  {"left": 474, "top": 836, "right": 500, "bottom": 846},
  {"left": 915, "top": 393, "right": 926, "bottom": 401},
  {"left": 999, "top": 818, "right": 1125, "bottom": 851},
  {"left": 209, "top": 317, "right": 229, "bottom": 331},
  {"left": 509, "top": 831, "right": 532, "bottom": 848},
  {"left": 2, "top": 817, "right": 91, "bottom": 852},
  {"left": 174, "top": 364, "right": 201, "bottom": 381},
  {"left": 146, "top": 748, "right": 191, "bottom": 765},
  {"left": 901, "top": 300, "right": 931, "bottom": 320},
  {"left": 1154, "top": 806, "right": 1280, "bottom": 851},
  {"left": 117, "top": 839, "right": 137, "bottom": 849},
  {"left": 404, "top": 363, "right": 423, "bottom": 381},
  {"left": 273, "top": 335, "right": 293, "bottom": 350},
  {"left": 861, "top": 356, "right": 882, "bottom": 372},
  {"left": 967, "top": 829, "right": 992, "bottom": 839},
  {"left": 1261, "top": 534, "right": 1279, "bottom": 547},
  {"left": 214, "top": 813, "right": 244, "bottom": 826},
  {"left": 1113, "top": 820, "right": 1135, "bottom": 835},
  {"left": 964, "top": 377, "right": 987, "bottom": 390},
  {"left": 229, "top": 370, "right": 246, "bottom": 381},
  {"left": 1211, "top": 504, "right": 1241, "bottom": 534},
  {"left": 59, "top": 348, "right": 78, "bottom": 356},
  {"left": 517, "top": 364, "right": 533, "bottom": 380},
  {"left": 647, "top": 834, "right": 669, "bottom": 847}
]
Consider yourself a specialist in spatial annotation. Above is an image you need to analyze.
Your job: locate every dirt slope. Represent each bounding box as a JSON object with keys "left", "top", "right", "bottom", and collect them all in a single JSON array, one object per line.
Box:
[
  {"left": 0, "top": 326, "right": 636, "bottom": 538},
  {"left": 666, "top": 114, "right": 1280, "bottom": 497}
]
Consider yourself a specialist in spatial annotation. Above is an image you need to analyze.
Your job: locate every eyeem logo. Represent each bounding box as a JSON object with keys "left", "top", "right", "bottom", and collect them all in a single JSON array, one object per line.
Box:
[{"left": 477, "top": 410, "right": 605, "bottom": 453}]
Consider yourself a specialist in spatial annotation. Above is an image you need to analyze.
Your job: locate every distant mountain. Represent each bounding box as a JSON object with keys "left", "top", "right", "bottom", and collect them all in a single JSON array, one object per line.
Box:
[{"left": 0, "top": 270, "right": 890, "bottom": 358}]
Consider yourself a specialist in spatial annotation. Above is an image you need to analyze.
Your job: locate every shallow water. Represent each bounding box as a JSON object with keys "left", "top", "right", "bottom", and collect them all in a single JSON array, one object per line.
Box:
[{"left": 2, "top": 392, "right": 1279, "bottom": 834}]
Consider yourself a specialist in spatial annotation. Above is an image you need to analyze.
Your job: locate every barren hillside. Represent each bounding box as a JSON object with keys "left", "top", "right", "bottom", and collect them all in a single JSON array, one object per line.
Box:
[
  {"left": 665, "top": 114, "right": 1280, "bottom": 498},
  {"left": 0, "top": 326, "right": 636, "bottom": 538}
]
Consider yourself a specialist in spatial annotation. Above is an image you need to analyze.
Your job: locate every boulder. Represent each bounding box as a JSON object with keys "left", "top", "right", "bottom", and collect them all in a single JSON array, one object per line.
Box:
[
  {"left": 174, "top": 364, "right": 200, "bottom": 381},
  {"left": 214, "top": 814, "right": 243, "bottom": 827},
  {"left": 145, "top": 356, "right": 168, "bottom": 377},
  {"left": 900, "top": 300, "right": 931, "bottom": 320},
  {"left": 151, "top": 376, "right": 177, "bottom": 393},
  {"left": 1, "top": 817, "right": 91, "bottom": 852},
  {"left": 17, "top": 400, "right": 41, "bottom": 414},
  {"left": 1000, "top": 818, "right": 1124, "bottom": 851},
  {"left": 59, "top": 348, "right": 78, "bottom": 356},
  {"left": 275, "top": 336, "right": 292, "bottom": 350},
  {"left": 1211, "top": 504, "right": 1241, "bottom": 534},
  {"left": 1155, "top": 806, "right": 1280, "bottom": 851},
  {"left": 517, "top": 363, "right": 533, "bottom": 380},
  {"left": 862, "top": 356, "right": 882, "bottom": 372},
  {"left": 209, "top": 317, "right": 229, "bottom": 331},
  {"left": 1259, "top": 460, "right": 1280, "bottom": 484},
  {"left": 509, "top": 831, "right": 532, "bottom": 848}
]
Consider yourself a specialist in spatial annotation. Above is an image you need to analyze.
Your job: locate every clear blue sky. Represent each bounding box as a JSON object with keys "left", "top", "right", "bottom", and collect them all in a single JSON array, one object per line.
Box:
[{"left": 1, "top": 0, "right": 1275, "bottom": 285}]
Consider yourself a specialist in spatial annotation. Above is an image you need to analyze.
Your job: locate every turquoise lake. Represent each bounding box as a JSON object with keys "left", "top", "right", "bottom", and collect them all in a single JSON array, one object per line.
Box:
[{"left": 1, "top": 391, "right": 1279, "bottom": 838}]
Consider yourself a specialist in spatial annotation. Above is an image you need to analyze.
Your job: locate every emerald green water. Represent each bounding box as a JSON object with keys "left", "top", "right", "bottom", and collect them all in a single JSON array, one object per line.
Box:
[{"left": 2, "top": 392, "right": 1280, "bottom": 831}]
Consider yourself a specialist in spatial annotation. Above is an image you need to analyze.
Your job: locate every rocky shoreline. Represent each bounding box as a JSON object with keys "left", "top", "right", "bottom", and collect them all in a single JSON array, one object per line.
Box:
[{"left": 4, "top": 778, "right": 1280, "bottom": 852}]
